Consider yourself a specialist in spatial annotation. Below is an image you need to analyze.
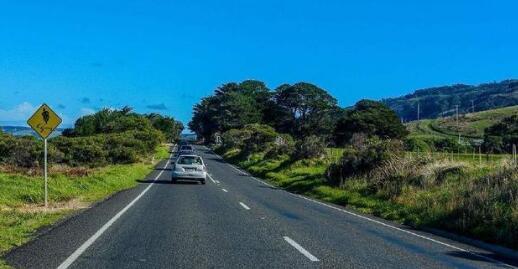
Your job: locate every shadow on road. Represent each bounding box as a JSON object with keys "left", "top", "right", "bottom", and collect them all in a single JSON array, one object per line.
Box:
[
  {"left": 204, "top": 157, "right": 228, "bottom": 164},
  {"left": 446, "top": 250, "right": 518, "bottom": 267},
  {"left": 137, "top": 179, "right": 202, "bottom": 185},
  {"left": 155, "top": 167, "right": 171, "bottom": 171}
]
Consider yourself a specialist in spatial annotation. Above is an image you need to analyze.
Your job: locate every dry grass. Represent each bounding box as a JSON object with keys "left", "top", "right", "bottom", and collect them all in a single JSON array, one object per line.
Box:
[{"left": 0, "top": 164, "right": 92, "bottom": 177}]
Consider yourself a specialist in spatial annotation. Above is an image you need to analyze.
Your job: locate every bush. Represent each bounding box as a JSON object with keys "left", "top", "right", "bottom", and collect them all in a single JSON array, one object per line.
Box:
[
  {"left": 451, "top": 162, "right": 518, "bottom": 247},
  {"left": 405, "top": 137, "right": 432, "bottom": 152},
  {"left": 108, "top": 146, "right": 139, "bottom": 164},
  {"left": 483, "top": 115, "right": 517, "bottom": 153},
  {"left": 326, "top": 137, "right": 403, "bottom": 186},
  {"left": 242, "top": 124, "right": 278, "bottom": 154},
  {"left": 0, "top": 108, "right": 168, "bottom": 169},
  {"left": 220, "top": 124, "right": 278, "bottom": 155},
  {"left": 293, "top": 135, "right": 327, "bottom": 160},
  {"left": 0, "top": 135, "right": 42, "bottom": 168},
  {"left": 221, "top": 128, "right": 252, "bottom": 150},
  {"left": 52, "top": 130, "right": 162, "bottom": 167},
  {"left": 265, "top": 134, "right": 295, "bottom": 158},
  {"left": 334, "top": 100, "right": 408, "bottom": 146}
]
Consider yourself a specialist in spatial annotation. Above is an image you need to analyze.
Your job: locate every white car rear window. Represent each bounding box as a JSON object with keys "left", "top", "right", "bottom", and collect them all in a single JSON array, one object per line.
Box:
[{"left": 178, "top": 156, "right": 202, "bottom": 165}]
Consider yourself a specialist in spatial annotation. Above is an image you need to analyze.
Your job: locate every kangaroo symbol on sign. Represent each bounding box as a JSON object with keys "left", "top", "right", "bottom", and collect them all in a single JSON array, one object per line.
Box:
[{"left": 42, "top": 108, "right": 50, "bottom": 124}]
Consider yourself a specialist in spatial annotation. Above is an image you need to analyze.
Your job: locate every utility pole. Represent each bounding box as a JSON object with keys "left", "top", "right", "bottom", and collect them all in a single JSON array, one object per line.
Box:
[
  {"left": 471, "top": 100, "right": 475, "bottom": 114},
  {"left": 455, "top": 105, "right": 461, "bottom": 143}
]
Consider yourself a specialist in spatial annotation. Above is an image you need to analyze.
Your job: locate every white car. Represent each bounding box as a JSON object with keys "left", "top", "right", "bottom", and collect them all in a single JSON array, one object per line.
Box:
[
  {"left": 171, "top": 155, "right": 207, "bottom": 184},
  {"left": 177, "top": 145, "right": 195, "bottom": 156}
]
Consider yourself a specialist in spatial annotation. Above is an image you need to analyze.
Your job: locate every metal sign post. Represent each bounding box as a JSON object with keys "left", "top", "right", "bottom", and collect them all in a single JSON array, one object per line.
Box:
[
  {"left": 27, "top": 104, "right": 62, "bottom": 208},
  {"left": 44, "top": 138, "right": 48, "bottom": 207}
]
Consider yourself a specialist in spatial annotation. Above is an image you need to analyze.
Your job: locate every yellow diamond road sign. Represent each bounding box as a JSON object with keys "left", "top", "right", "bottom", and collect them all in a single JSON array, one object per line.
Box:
[{"left": 27, "top": 104, "right": 62, "bottom": 139}]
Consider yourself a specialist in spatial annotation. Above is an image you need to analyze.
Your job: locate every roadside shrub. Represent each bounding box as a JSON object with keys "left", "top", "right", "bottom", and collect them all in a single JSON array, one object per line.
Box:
[
  {"left": 0, "top": 135, "right": 42, "bottom": 168},
  {"left": 326, "top": 137, "right": 403, "bottom": 186},
  {"left": 108, "top": 146, "right": 139, "bottom": 164},
  {"left": 221, "top": 128, "right": 252, "bottom": 150},
  {"left": 242, "top": 124, "right": 278, "bottom": 154},
  {"left": 131, "top": 129, "right": 164, "bottom": 152},
  {"left": 265, "top": 134, "right": 295, "bottom": 158},
  {"left": 67, "top": 138, "right": 107, "bottom": 167},
  {"left": 52, "top": 130, "right": 162, "bottom": 167},
  {"left": 293, "top": 135, "right": 327, "bottom": 160},
  {"left": 221, "top": 124, "right": 278, "bottom": 155},
  {"left": 450, "top": 161, "right": 518, "bottom": 248},
  {"left": 483, "top": 115, "right": 517, "bottom": 153},
  {"left": 405, "top": 137, "right": 432, "bottom": 152}
]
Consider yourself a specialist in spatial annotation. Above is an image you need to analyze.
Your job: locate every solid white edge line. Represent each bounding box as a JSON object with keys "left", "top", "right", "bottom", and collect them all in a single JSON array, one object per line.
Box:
[
  {"left": 57, "top": 153, "right": 173, "bottom": 269},
  {"left": 227, "top": 164, "right": 275, "bottom": 187},
  {"left": 286, "top": 192, "right": 515, "bottom": 268},
  {"left": 207, "top": 174, "right": 217, "bottom": 184},
  {"left": 239, "top": 202, "right": 250, "bottom": 210},
  {"left": 283, "top": 236, "right": 319, "bottom": 262},
  {"left": 222, "top": 188, "right": 228, "bottom": 192},
  {"left": 212, "top": 152, "right": 515, "bottom": 268}
]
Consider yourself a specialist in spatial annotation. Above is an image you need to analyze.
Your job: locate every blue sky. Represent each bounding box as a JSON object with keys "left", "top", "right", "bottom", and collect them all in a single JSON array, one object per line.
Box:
[{"left": 1, "top": 0, "right": 518, "bottom": 128}]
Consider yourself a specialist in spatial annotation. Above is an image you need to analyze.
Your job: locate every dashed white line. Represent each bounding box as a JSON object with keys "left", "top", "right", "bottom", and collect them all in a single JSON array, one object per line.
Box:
[
  {"left": 286, "top": 192, "right": 515, "bottom": 268},
  {"left": 239, "top": 202, "right": 250, "bottom": 210},
  {"left": 283, "top": 236, "right": 319, "bottom": 262},
  {"left": 222, "top": 188, "right": 228, "bottom": 192},
  {"left": 57, "top": 153, "right": 173, "bottom": 269},
  {"left": 215, "top": 180, "right": 220, "bottom": 184},
  {"left": 211, "top": 151, "right": 515, "bottom": 268}
]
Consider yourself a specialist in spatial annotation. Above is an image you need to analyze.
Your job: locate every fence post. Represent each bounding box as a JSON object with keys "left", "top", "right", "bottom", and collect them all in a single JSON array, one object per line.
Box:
[
  {"left": 513, "top": 144, "right": 517, "bottom": 165},
  {"left": 478, "top": 146, "right": 482, "bottom": 166}
]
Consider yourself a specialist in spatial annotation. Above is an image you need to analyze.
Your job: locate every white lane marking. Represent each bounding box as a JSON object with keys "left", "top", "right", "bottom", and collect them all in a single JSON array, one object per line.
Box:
[
  {"left": 227, "top": 164, "right": 275, "bottom": 187},
  {"left": 228, "top": 164, "right": 247, "bottom": 175},
  {"left": 239, "top": 202, "right": 250, "bottom": 210},
  {"left": 286, "top": 192, "right": 515, "bottom": 268},
  {"left": 222, "top": 188, "right": 228, "bottom": 192},
  {"left": 283, "top": 236, "right": 320, "bottom": 262},
  {"left": 215, "top": 180, "right": 220, "bottom": 184},
  {"left": 207, "top": 174, "right": 217, "bottom": 184},
  {"left": 210, "top": 152, "right": 515, "bottom": 268},
  {"left": 57, "top": 154, "right": 173, "bottom": 269}
]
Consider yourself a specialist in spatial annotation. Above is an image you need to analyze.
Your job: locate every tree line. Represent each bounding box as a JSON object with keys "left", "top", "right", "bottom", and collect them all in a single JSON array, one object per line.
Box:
[
  {"left": 383, "top": 79, "right": 518, "bottom": 121},
  {"left": 0, "top": 107, "right": 183, "bottom": 168},
  {"left": 189, "top": 80, "right": 406, "bottom": 146}
]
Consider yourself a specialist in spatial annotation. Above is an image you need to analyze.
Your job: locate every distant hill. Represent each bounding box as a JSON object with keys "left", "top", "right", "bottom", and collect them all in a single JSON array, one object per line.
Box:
[
  {"left": 0, "top": 126, "right": 63, "bottom": 138},
  {"left": 383, "top": 79, "right": 518, "bottom": 121},
  {"left": 406, "top": 105, "right": 518, "bottom": 144},
  {"left": 180, "top": 133, "right": 197, "bottom": 141}
]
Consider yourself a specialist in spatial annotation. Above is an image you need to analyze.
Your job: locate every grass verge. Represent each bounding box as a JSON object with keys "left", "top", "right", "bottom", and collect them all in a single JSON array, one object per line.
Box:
[
  {"left": 0, "top": 144, "right": 170, "bottom": 266},
  {"left": 219, "top": 147, "right": 518, "bottom": 250}
]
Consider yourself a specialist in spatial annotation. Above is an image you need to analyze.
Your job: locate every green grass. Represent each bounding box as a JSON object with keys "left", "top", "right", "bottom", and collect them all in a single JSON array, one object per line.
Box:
[
  {"left": 0, "top": 144, "right": 169, "bottom": 264},
  {"left": 406, "top": 105, "right": 518, "bottom": 141},
  {"left": 235, "top": 151, "right": 412, "bottom": 221},
  {"left": 221, "top": 146, "right": 518, "bottom": 250},
  {"left": 407, "top": 151, "right": 512, "bottom": 166}
]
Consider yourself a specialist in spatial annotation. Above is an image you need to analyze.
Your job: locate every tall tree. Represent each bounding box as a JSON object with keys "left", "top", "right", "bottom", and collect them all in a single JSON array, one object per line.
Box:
[
  {"left": 146, "top": 113, "right": 184, "bottom": 141},
  {"left": 189, "top": 80, "right": 270, "bottom": 142},
  {"left": 483, "top": 115, "right": 518, "bottom": 153},
  {"left": 333, "top": 100, "right": 408, "bottom": 146},
  {"left": 272, "top": 82, "right": 339, "bottom": 138}
]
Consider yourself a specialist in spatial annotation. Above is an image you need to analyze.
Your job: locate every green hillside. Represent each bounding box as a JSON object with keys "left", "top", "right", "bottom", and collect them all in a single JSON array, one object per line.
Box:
[
  {"left": 383, "top": 79, "right": 518, "bottom": 121},
  {"left": 406, "top": 105, "right": 518, "bottom": 143}
]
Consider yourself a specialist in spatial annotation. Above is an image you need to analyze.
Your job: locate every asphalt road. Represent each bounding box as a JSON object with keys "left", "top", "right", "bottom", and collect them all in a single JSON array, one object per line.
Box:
[{"left": 5, "top": 145, "right": 518, "bottom": 269}]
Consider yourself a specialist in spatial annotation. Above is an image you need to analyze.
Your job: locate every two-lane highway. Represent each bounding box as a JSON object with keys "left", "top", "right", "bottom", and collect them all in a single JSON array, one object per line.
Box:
[{"left": 5, "top": 145, "right": 517, "bottom": 268}]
